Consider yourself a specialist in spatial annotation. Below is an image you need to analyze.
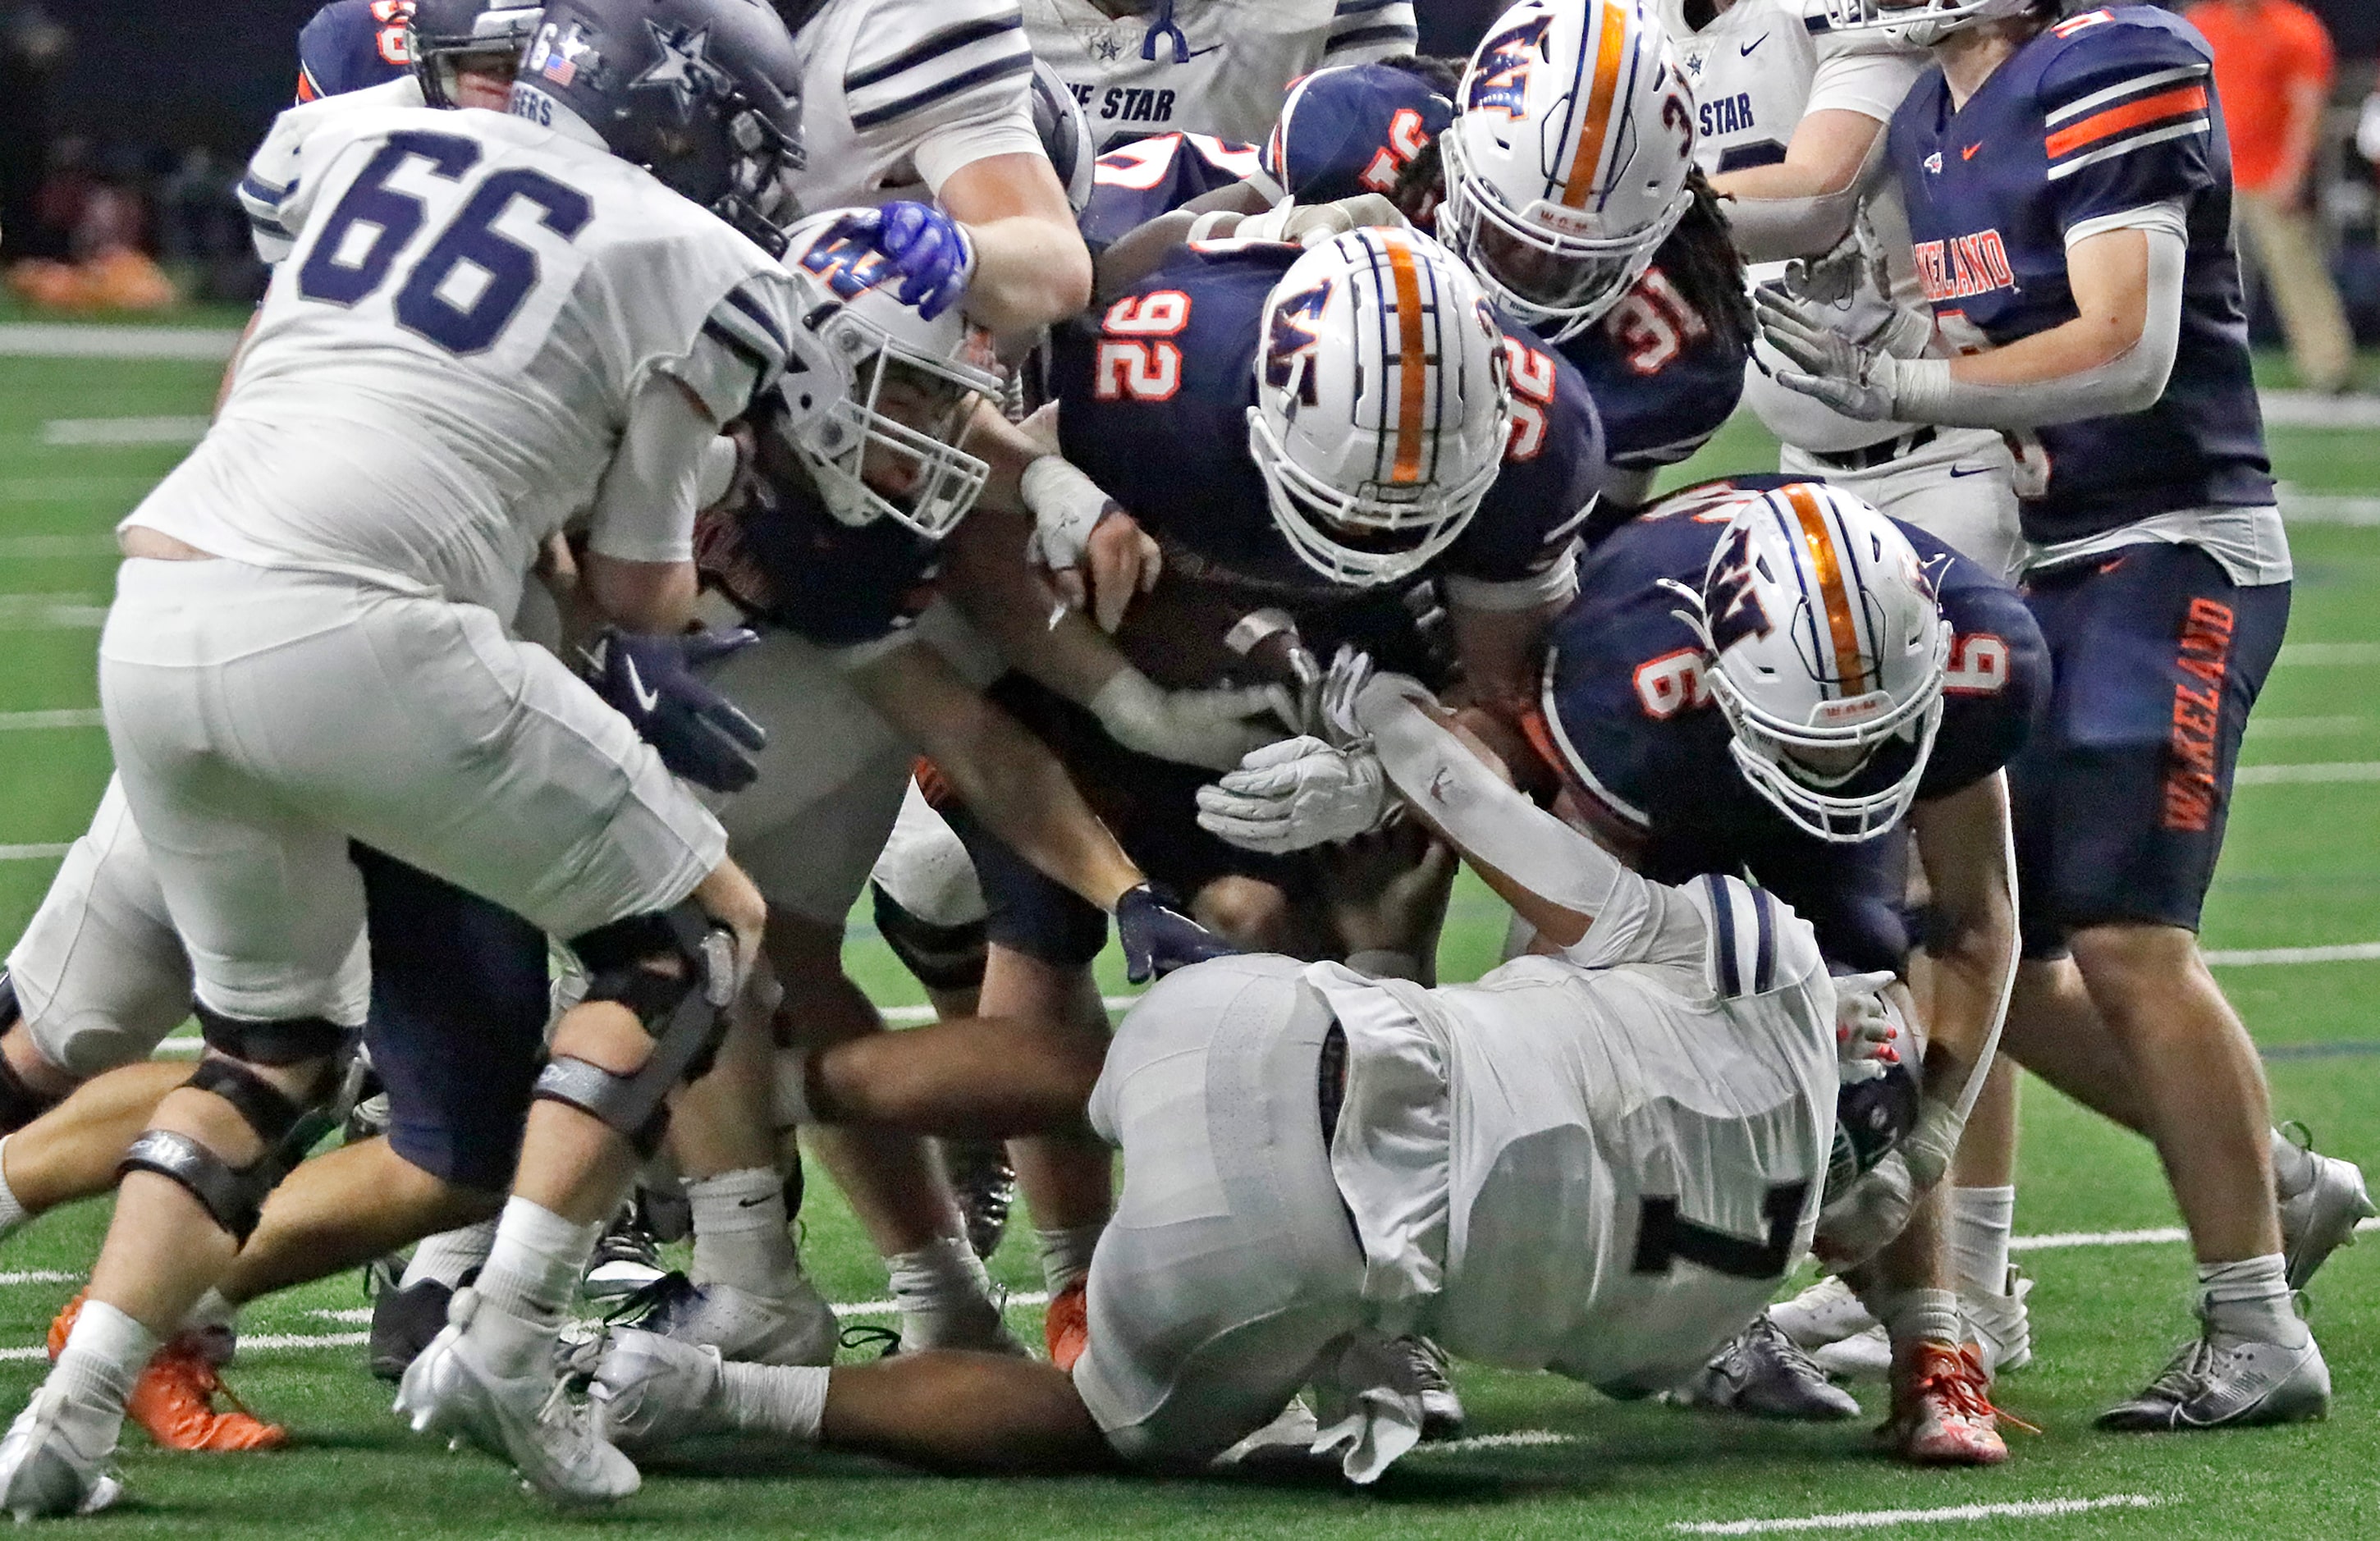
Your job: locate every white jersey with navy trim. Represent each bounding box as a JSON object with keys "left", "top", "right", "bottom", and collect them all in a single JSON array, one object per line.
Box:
[
  {"left": 147, "top": 104, "right": 806, "bottom": 618},
  {"left": 792, "top": 0, "right": 1046, "bottom": 207},
  {"left": 240, "top": 74, "right": 425, "bottom": 265},
  {"left": 1022, "top": 0, "right": 1417, "bottom": 152}
]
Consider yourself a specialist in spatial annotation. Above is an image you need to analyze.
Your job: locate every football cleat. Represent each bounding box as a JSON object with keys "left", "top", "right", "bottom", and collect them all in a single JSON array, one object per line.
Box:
[
  {"left": 395, "top": 1292, "right": 638, "bottom": 1505},
  {"left": 1769, "top": 1273, "right": 1877, "bottom": 1351},
  {"left": 617, "top": 1271, "right": 838, "bottom": 1367},
  {"left": 1043, "top": 1278, "right": 1088, "bottom": 1373},
  {"left": 1882, "top": 1341, "right": 2008, "bottom": 1465},
  {"left": 941, "top": 1138, "right": 1018, "bottom": 1261},
  {"left": 1398, "top": 1336, "right": 1467, "bottom": 1440},
  {"left": 48, "top": 1292, "right": 284, "bottom": 1452},
  {"left": 583, "top": 1206, "right": 667, "bottom": 1302},
  {"left": 589, "top": 1329, "right": 736, "bottom": 1456},
  {"left": 370, "top": 1278, "right": 459, "bottom": 1383},
  {"left": 899, "top": 1296, "right": 1031, "bottom": 1357},
  {"left": 2096, "top": 1319, "right": 2331, "bottom": 1432},
  {"left": 2276, "top": 1127, "right": 2376, "bottom": 1291},
  {"left": 0, "top": 1383, "right": 123, "bottom": 1520},
  {"left": 1670, "top": 1314, "right": 1861, "bottom": 1421}
]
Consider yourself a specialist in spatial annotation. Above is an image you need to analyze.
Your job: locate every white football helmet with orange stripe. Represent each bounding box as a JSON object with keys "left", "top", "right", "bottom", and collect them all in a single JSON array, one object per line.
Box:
[
  {"left": 1667, "top": 482, "right": 1950, "bottom": 842},
  {"left": 1819, "top": 0, "right": 2032, "bottom": 48},
  {"left": 1247, "top": 226, "right": 1513, "bottom": 588},
  {"left": 1437, "top": 0, "right": 1695, "bottom": 343}
]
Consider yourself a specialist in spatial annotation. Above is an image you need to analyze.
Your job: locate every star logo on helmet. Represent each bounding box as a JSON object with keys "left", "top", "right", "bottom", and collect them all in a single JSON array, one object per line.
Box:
[{"left": 634, "top": 21, "right": 724, "bottom": 117}]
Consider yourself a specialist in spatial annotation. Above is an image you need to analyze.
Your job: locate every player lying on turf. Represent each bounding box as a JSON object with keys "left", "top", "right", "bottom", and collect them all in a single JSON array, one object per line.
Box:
[
  {"left": 1755, "top": 0, "right": 2371, "bottom": 1429},
  {"left": 588, "top": 659, "right": 1909, "bottom": 1480}
]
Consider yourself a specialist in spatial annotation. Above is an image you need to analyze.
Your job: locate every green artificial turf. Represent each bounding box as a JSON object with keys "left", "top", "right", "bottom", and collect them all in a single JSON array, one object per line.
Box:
[{"left": 0, "top": 341, "right": 2374, "bottom": 1537}]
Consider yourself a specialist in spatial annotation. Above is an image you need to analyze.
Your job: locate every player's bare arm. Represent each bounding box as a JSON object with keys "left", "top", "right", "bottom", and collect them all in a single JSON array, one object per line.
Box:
[{"left": 938, "top": 152, "right": 1096, "bottom": 334}]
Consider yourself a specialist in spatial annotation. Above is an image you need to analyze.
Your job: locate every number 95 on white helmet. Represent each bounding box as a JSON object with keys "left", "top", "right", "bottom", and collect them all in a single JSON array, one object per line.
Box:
[
  {"left": 1439, "top": 0, "right": 1695, "bottom": 344},
  {"left": 1247, "top": 226, "right": 1513, "bottom": 588},
  {"left": 1667, "top": 482, "right": 1952, "bottom": 843}
]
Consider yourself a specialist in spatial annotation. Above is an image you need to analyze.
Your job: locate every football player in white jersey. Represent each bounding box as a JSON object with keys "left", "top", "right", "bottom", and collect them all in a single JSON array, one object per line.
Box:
[
  {"left": 0, "top": 0, "right": 840, "bottom": 1516},
  {"left": 1665, "top": 0, "right": 2025, "bottom": 578},
  {"left": 776, "top": 0, "right": 1093, "bottom": 334},
  {"left": 1023, "top": 0, "right": 1419, "bottom": 151},
  {"left": 588, "top": 659, "right": 1876, "bottom": 1483}
]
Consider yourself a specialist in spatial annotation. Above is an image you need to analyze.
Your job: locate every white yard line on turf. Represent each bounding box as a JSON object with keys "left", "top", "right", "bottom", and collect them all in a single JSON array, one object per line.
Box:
[
  {"left": 2282, "top": 493, "right": 2380, "bottom": 525},
  {"left": 0, "top": 594, "right": 105, "bottom": 629},
  {"left": 1417, "top": 1429, "right": 1576, "bottom": 1454},
  {"left": 0, "top": 1272, "right": 80, "bottom": 1287},
  {"left": 2261, "top": 391, "right": 2380, "bottom": 430},
  {"left": 0, "top": 1331, "right": 369, "bottom": 1363},
  {"left": 2245, "top": 715, "right": 2365, "bottom": 738},
  {"left": 2206, "top": 940, "right": 2380, "bottom": 965},
  {"left": 0, "top": 708, "right": 103, "bottom": 730},
  {"left": 1671, "top": 1494, "right": 2163, "bottom": 1536},
  {"left": 2235, "top": 761, "right": 2380, "bottom": 785},
  {"left": 2277, "top": 642, "right": 2380, "bottom": 666},
  {"left": 0, "top": 534, "right": 118, "bottom": 560},
  {"left": 0, "top": 844, "right": 72, "bottom": 862},
  {"left": 0, "top": 324, "right": 241, "bottom": 361},
  {"left": 39, "top": 416, "right": 209, "bottom": 447}
]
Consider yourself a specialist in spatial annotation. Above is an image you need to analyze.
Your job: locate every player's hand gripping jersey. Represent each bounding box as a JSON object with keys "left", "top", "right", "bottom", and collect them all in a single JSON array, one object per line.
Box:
[
  {"left": 1050, "top": 237, "right": 1604, "bottom": 601},
  {"left": 1886, "top": 4, "right": 2273, "bottom": 540},
  {"left": 1078, "top": 130, "right": 1266, "bottom": 250},
  {"left": 1532, "top": 476, "right": 2046, "bottom": 967},
  {"left": 152, "top": 103, "right": 810, "bottom": 620}
]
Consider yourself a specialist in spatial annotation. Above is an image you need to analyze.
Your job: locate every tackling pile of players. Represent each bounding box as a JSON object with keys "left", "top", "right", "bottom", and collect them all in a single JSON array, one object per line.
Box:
[{"left": 0, "top": 0, "right": 2368, "bottom": 1518}]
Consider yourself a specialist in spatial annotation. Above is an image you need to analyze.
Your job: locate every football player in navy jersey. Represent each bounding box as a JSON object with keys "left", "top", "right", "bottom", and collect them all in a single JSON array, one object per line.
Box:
[
  {"left": 1198, "top": 476, "right": 2040, "bottom": 1463},
  {"left": 1759, "top": 0, "right": 2369, "bottom": 1431},
  {"left": 294, "top": 0, "right": 416, "bottom": 101}
]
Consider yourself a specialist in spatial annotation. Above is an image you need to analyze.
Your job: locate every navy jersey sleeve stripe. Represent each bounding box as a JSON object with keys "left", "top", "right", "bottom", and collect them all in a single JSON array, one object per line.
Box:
[
  {"left": 722, "top": 284, "right": 791, "bottom": 359},
  {"left": 1751, "top": 887, "right": 1777, "bottom": 994},
  {"left": 848, "top": 51, "right": 1032, "bottom": 130},
  {"left": 240, "top": 171, "right": 296, "bottom": 208},
  {"left": 1703, "top": 875, "right": 1742, "bottom": 997},
  {"left": 844, "top": 15, "right": 1023, "bottom": 93},
  {"left": 1333, "top": 0, "right": 1408, "bottom": 15},
  {"left": 1325, "top": 21, "right": 1419, "bottom": 53}
]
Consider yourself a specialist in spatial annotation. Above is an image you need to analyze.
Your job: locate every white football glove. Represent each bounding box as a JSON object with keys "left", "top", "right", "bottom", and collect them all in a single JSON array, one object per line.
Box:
[
  {"left": 1194, "top": 735, "right": 1390, "bottom": 855},
  {"left": 1090, "top": 667, "right": 1284, "bottom": 770},
  {"left": 1813, "top": 1148, "right": 1916, "bottom": 1269},
  {"left": 1316, "top": 645, "right": 1388, "bottom": 748},
  {"left": 1235, "top": 193, "right": 1409, "bottom": 247},
  {"left": 1755, "top": 285, "right": 1903, "bottom": 422},
  {"left": 1781, "top": 235, "right": 1868, "bottom": 309},
  {"left": 1833, "top": 970, "right": 1904, "bottom": 1086}
]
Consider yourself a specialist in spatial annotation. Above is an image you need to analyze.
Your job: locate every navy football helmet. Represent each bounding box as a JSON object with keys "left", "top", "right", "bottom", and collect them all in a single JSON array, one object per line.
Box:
[
  {"left": 408, "top": 0, "right": 543, "bottom": 107},
  {"left": 514, "top": 0, "right": 804, "bottom": 253}
]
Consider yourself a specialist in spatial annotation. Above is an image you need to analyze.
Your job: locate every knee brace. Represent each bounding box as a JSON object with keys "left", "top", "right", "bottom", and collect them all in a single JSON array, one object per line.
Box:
[
  {"left": 0, "top": 972, "right": 63, "bottom": 1133},
  {"left": 871, "top": 884, "right": 987, "bottom": 995},
  {"left": 535, "top": 902, "right": 738, "bottom": 1155},
  {"left": 193, "top": 1001, "right": 351, "bottom": 1066},
  {"left": 117, "top": 1058, "right": 335, "bottom": 1241}
]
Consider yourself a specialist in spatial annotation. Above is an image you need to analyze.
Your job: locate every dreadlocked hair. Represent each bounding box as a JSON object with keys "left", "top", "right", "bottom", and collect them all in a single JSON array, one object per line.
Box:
[
  {"left": 1654, "top": 167, "right": 1755, "bottom": 360},
  {"left": 1390, "top": 127, "right": 1449, "bottom": 229},
  {"left": 1375, "top": 53, "right": 1466, "bottom": 99}
]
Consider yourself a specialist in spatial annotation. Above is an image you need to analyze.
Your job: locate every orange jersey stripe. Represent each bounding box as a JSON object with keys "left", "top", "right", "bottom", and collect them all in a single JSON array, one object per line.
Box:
[
  {"left": 1383, "top": 235, "right": 1429, "bottom": 484},
  {"left": 1561, "top": 0, "right": 1631, "bottom": 209},
  {"left": 2045, "top": 85, "right": 2208, "bottom": 158},
  {"left": 1783, "top": 484, "right": 1869, "bottom": 697}
]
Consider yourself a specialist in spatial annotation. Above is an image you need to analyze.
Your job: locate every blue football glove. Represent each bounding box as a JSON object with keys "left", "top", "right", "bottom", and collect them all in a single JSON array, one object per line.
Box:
[
  {"left": 1116, "top": 883, "right": 1239, "bottom": 985},
  {"left": 843, "top": 201, "right": 977, "bottom": 319},
  {"left": 581, "top": 627, "right": 768, "bottom": 794}
]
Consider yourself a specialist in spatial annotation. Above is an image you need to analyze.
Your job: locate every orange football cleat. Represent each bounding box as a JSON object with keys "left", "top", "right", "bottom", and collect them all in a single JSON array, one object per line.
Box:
[
  {"left": 48, "top": 1290, "right": 287, "bottom": 1452},
  {"left": 1043, "top": 1278, "right": 1088, "bottom": 1373},
  {"left": 1882, "top": 1340, "right": 2013, "bottom": 1466}
]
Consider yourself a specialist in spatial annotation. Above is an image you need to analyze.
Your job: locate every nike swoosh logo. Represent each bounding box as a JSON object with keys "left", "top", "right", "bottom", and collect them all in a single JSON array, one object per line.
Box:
[
  {"left": 1961, "top": 144, "right": 1982, "bottom": 160},
  {"left": 1181, "top": 42, "right": 1221, "bottom": 58},
  {"left": 1947, "top": 465, "right": 1994, "bottom": 478},
  {"left": 1740, "top": 32, "right": 1767, "bottom": 55},
  {"left": 623, "top": 656, "right": 661, "bottom": 714}
]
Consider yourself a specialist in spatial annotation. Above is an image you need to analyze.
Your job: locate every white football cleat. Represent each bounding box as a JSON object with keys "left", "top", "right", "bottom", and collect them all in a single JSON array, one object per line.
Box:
[
  {"left": 1396, "top": 1337, "right": 1465, "bottom": 1440},
  {"left": 396, "top": 1293, "right": 639, "bottom": 1505},
  {"left": 622, "top": 1272, "right": 838, "bottom": 1366},
  {"left": 0, "top": 1383, "right": 123, "bottom": 1520},
  {"left": 1814, "top": 1269, "right": 2034, "bottom": 1381},
  {"left": 1769, "top": 1274, "right": 1876, "bottom": 1351},
  {"left": 2277, "top": 1129, "right": 2375, "bottom": 1291},
  {"left": 589, "top": 1329, "right": 737, "bottom": 1456}
]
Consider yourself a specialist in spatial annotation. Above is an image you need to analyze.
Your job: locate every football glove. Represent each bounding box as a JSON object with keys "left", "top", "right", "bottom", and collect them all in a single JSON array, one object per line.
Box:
[
  {"left": 1116, "top": 883, "right": 1238, "bottom": 984},
  {"left": 1194, "top": 736, "right": 1390, "bottom": 856},
  {"left": 1233, "top": 192, "right": 1409, "bottom": 248},
  {"left": 1833, "top": 970, "right": 1904, "bottom": 1085},
  {"left": 1088, "top": 668, "right": 1282, "bottom": 770},
  {"left": 581, "top": 627, "right": 768, "bottom": 794},
  {"left": 842, "top": 202, "right": 977, "bottom": 320},
  {"left": 1754, "top": 285, "right": 1902, "bottom": 422}
]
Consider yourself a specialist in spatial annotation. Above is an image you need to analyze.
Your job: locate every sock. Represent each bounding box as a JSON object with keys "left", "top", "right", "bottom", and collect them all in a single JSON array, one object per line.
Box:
[
  {"left": 1882, "top": 1287, "right": 1963, "bottom": 1350},
  {"left": 718, "top": 1362, "right": 829, "bottom": 1443},
  {"left": 889, "top": 1236, "right": 998, "bottom": 1348},
  {"left": 1036, "top": 1223, "right": 1104, "bottom": 1297},
  {"left": 476, "top": 1196, "right": 602, "bottom": 1352},
  {"left": 770, "top": 1049, "right": 814, "bottom": 1129},
  {"left": 2270, "top": 1127, "right": 2317, "bottom": 1200},
  {"left": 687, "top": 1168, "right": 799, "bottom": 1296},
  {"left": 400, "top": 1217, "right": 498, "bottom": 1292},
  {"left": 53, "top": 1299, "right": 156, "bottom": 1411},
  {"left": 0, "top": 1138, "right": 26, "bottom": 1241},
  {"left": 2198, "top": 1255, "right": 2309, "bottom": 1348},
  {"left": 1948, "top": 1185, "right": 2016, "bottom": 1298}
]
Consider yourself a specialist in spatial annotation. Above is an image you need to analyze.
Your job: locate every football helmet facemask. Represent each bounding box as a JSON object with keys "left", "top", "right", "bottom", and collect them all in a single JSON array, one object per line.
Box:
[
  {"left": 408, "top": 0, "right": 544, "bottom": 108},
  {"left": 1816, "top": 0, "right": 2034, "bottom": 48}
]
